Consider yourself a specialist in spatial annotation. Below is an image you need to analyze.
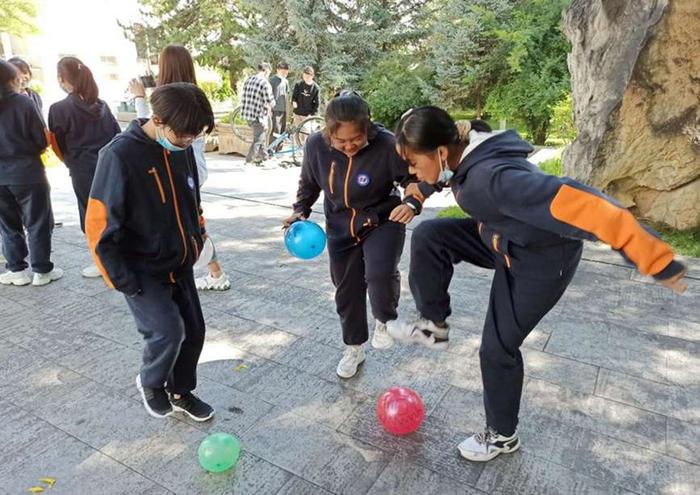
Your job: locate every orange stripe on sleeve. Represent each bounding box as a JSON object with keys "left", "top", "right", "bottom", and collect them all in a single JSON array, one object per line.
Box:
[
  {"left": 85, "top": 198, "right": 115, "bottom": 289},
  {"left": 550, "top": 185, "right": 674, "bottom": 276},
  {"left": 45, "top": 129, "right": 64, "bottom": 162}
]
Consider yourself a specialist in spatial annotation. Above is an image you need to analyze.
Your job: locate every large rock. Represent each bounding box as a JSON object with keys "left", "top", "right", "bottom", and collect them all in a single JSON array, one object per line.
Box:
[{"left": 563, "top": 0, "right": 700, "bottom": 230}]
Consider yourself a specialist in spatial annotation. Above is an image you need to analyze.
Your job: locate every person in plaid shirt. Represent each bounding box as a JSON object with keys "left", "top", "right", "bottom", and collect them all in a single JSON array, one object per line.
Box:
[{"left": 241, "top": 62, "right": 274, "bottom": 165}]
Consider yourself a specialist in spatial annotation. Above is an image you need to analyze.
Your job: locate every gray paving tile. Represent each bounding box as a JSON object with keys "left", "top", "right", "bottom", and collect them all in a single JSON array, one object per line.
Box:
[
  {"left": 545, "top": 318, "right": 669, "bottom": 383},
  {"left": 522, "top": 348, "right": 599, "bottom": 394},
  {"left": 368, "top": 457, "right": 484, "bottom": 494},
  {"left": 242, "top": 407, "right": 389, "bottom": 494},
  {"left": 476, "top": 453, "right": 634, "bottom": 495},
  {"left": 595, "top": 368, "right": 700, "bottom": 425},
  {"left": 277, "top": 476, "right": 334, "bottom": 495},
  {"left": 519, "top": 414, "right": 700, "bottom": 495},
  {"left": 154, "top": 451, "right": 292, "bottom": 495},
  {"left": 666, "top": 418, "right": 700, "bottom": 465},
  {"left": 339, "top": 401, "right": 484, "bottom": 487},
  {"left": 521, "top": 379, "right": 668, "bottom": 453},
  {"left": 1, "top": 432, "right": 162, "bottom": 494}
]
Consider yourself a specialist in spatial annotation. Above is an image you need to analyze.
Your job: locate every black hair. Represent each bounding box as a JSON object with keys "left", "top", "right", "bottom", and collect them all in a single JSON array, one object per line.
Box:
[
  {"left": 257, "top": 62, "right": 272, "bottom": 72},
  {"left": 277, "top": 61, "right": 289, "bottom": 70},
  {"left": 302, "top": 65, "right": 315, "bottom": 76},
  {"left": 8, "top": 57, "right": 31, "bottom": 77},
  {"left": 395, "top": 106, "right": 491, "bottom": 155},
  {"left": 323, "top": 90, "right": 376, "bottom": 143},
  {"left": 0, "top": 60, "right": 19, "bottom": 98},
  {"left": 57, "top": 57, "right": 99, "bottom": 104},
  {"left": 150, "top": 83, "right": 215, "bottom": 136}
]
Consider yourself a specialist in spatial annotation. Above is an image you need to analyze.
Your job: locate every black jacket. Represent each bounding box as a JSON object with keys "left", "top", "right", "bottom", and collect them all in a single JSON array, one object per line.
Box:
[
  {"left": 0, "top": 91, "right": 47, "bottom": 185},
  {"left": 293, "top": 124, "right": 422, "bottom": 251},
  {"left": 451, "top": 130, "right": 684, "bottom": 280},
  {"left": 86, "top": 119, "right": 205, "bottom": 295},
  {"left": 292, "top": 81, "right": 320, "bottom": 116},
  {"left": 48, "top": 94, "right": 121, "bottom": 175}
]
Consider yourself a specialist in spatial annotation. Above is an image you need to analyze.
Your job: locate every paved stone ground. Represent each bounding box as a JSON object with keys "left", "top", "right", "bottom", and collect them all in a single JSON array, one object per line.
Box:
[{"left": 1, "top": 154, "right": 699, "bottom": 495}]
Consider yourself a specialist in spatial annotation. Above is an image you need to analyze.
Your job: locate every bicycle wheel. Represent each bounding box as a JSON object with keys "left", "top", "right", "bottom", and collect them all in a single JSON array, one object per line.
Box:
[
  {"left": 293, "top": 116, "right": 325, "bottom": 148},
  {"left": 230, "top": 107, "right": 272, "bottom": 145}
]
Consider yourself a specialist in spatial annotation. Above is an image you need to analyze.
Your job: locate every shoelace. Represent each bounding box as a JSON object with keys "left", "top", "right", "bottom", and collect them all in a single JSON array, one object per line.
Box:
[{"left": 474, "top": 427, "right": 499, "bottom": 445}]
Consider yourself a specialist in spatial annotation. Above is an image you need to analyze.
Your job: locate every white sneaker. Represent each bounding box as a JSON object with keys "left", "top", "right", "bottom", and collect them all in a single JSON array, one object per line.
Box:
[
  {"left": 195, "top": 272, "right": 231, "bottom": 291},
  {"left": 387, "top": 318, "right": 450, "bottom": 350},
  {"left": 458, "top": 427, "right": 520, "bottom": 462},
  {"left": 81, "top": 264, "right": 102, "bottom": 278},
  {"left": 336, "top": 345, "right": 365, "bottom": 379},
  {"left": 0, "top": 269, "right": 31, "bottom": 286},
  {"left": 371, "top": 320, "right": 394, "bottom": 350},
  {"left": 32, "top": 267, "right": 64, "bottom": 286}
]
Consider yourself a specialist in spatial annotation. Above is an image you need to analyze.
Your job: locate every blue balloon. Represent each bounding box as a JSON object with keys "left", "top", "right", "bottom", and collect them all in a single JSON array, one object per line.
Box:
[{"left": 285, "top": 220, "right": 326, "bottom": 259}]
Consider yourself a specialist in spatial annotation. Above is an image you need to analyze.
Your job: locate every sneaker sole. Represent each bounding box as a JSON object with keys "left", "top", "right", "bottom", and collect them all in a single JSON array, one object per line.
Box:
[
  {"left": 32, "top": 275, "right": 63, "bottom": 286},
  {"left": 172, "top": 404, "right": 215, "bottom": 422},
  {"left": 458, "top": 439, "right": 521, "bottom": 462},
  {"left": 336, "top": 356, "right": 365, "bottom": 379},
  {"left": 0, "top": 278, "right": 31, "bottom": 286},
  {"left": 135, "top": 376, "right": 173, "bottom": 419}
]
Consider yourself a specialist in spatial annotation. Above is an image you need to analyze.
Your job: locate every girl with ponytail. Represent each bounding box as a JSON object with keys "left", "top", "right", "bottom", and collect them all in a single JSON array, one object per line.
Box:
[
  {"left": 389, "top": 106, "right": 687, "bottom": 463},
  {"left": 48, "top": 57, "right": 121, "bottom": 278}
]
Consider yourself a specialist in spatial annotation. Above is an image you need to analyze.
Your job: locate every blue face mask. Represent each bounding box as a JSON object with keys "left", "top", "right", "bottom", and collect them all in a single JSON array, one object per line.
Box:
[
  {"left": 156, "top": 127, "right": 188, "bottom": 152},
  {"left": 436, "top": 149, "right": 453, "bottom": 186}
]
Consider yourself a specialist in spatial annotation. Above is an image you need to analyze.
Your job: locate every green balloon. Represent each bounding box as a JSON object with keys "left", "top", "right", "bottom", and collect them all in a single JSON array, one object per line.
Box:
[{"left": 198, "top": 433, "right": 241, "bottom": 473}]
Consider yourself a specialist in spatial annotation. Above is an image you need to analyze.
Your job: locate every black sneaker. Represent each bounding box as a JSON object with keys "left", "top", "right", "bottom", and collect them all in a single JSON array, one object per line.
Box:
[
  {"left": 169, "top": 392, "right": 215, "bottom": 422},
  {"left": 136, "top": 375, "right": 173, "bottom": 418}
]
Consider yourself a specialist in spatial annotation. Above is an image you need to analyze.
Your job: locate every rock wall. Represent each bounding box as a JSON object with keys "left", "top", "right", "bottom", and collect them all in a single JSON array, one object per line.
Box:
[{"left": 563, "top": 0, "right": 699, "bottom": 230}]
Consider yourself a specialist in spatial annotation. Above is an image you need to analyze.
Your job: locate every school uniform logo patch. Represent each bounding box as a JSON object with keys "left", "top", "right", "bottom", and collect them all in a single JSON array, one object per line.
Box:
[
  {"left": 187, "top": 176, "right": 195, "bottom": 190},
  {"left": 356, "top": 173, "right": 370, "bottom": 187}
]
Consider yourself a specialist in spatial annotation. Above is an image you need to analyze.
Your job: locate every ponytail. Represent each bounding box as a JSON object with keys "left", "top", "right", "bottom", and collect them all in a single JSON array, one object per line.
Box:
[{"left": 57, "top": 57, "right": 99, "bottom": 104}]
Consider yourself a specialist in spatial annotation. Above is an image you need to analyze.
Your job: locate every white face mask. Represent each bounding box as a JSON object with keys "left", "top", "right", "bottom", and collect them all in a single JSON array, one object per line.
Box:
[{"left": 436, "top": 149, "right": 453, "bottom": 186}]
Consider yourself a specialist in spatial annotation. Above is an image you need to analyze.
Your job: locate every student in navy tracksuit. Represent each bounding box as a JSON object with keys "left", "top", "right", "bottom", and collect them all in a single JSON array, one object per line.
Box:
[
  {"left": 48, "top": 57, "right": 121, "bottom": 278},
  {"left": 8, "top": 57, "right": 43, "bottom": 113},
  {"left": 86, "top": 83, "right": 216, "bottom": 421},
  {"left": 390, "top": 107, "right": 687, "bottom": 462},
  {"left": 0, "top": 60, "right": 62, "bottom": 287},
  {"left": 283, "top": 91, "right": 425, "bottom": 378}
]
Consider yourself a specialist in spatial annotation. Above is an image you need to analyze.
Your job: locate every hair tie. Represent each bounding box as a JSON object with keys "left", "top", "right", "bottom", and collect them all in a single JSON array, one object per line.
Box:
[
  {"left": 77, "top": 63, "right": 82, "bottom": 71},
  {"left": 455, "top": 120, "right": 471, "bottom": 143}
]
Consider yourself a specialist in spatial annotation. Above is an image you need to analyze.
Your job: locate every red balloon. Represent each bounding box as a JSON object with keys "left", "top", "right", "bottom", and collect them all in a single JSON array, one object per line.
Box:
[{"left": 376, "top": 387, "right": 425, "bottom": 435}]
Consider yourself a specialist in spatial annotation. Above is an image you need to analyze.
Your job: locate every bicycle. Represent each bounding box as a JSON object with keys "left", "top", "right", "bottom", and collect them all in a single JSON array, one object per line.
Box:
[{"left": 229, "top": 107, "right": 325, "bottom": 167}]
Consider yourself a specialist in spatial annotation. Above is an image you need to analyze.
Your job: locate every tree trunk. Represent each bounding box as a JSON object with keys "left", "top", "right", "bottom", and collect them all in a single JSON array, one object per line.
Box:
[{"left": 563, "top": 0, "right": 700, "bottom": 230}]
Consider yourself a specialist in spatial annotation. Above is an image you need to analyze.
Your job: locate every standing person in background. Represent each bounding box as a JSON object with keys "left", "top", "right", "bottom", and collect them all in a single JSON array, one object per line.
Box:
[
  {"left": 8, "top": 57, "right": 43, "bottom": 113},
  {"left": 291, "top": 65, "right": 320, "bottom": 146},
  {"left": 269, "top": 62, "right": 290, "bottom": 149},
  {"left": 129, "top": 44, "right": 231, "bottom": 291},
  {"left": 240, "top": 62, "right": 274, "bottom": 166},
  {"left": 0, "top": 60, "right": 62, "bottom": 287},
  {"left": 47, "top": 57, "right": 121, "bottom": 278}
]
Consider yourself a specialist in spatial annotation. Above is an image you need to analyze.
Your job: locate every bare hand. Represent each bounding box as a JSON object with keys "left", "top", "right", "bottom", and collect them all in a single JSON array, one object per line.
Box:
[
  {"left": 129, "top": 78, "right": 146, "bottom": 98},
  {"left": 389, "top": 204, "right": 415, "bottom": 225},
  {"left": 404, "top": 183, "right": 424, "bottom": 202},
  {"left": 659, "top": 268, "right": 688, "bottom": 294},
  {"left": 282, "top": 211, "right": 306, "bottom": 229}
]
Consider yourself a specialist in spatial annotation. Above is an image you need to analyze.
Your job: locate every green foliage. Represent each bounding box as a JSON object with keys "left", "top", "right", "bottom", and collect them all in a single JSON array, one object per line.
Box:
[
  {"left": 538, "top": 157, "right": 562, "bottom": 176},
  {"left": 0, "top": 0, "right": 37, "bottom": 36},
  {"left": 550, "top": 93, "right": 576, "bottom": 143},
  {"left": 484, "top": 0, "right": 571, "bottom": 145},
  {"left": 436, "top": 206, "right": 469, "bottom": 219},
  {"left": 362, "top": 57, "right": 434, "bottom": 127},
  {"left": 126, "top": 0, "right": 253, "bottom": 88},
  {"left": 199, "top": 73, "right": 234, "bottom": 103},
  {"left": 656, "top": 226, "right": 700, "bottom": 259}
]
